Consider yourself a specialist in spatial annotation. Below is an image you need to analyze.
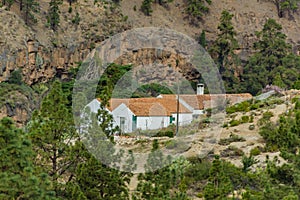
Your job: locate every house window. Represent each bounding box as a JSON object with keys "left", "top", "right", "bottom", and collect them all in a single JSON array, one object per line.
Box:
[
  {"left": 169, "top": 116, "right": 175, "bottom": 123},
  {"left": 120, "top": 117, "right": 125, "bottom": 133}
]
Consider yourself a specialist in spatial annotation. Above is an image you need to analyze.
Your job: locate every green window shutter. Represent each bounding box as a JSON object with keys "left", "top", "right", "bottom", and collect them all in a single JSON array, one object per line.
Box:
[{"left": 170, "top": 116, "right": 175, "bottom": 123}]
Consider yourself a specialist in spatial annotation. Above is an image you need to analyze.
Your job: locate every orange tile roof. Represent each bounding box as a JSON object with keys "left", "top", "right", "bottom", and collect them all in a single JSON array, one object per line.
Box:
[
  {"left": 97, "top": 97, "right": 191, "bottom": 116},
  {"left": 97, "top": 93, "right": 252, "bottom": 115},
  {"left": 161, "top": 93, "right": 253, "bottom": 109}
]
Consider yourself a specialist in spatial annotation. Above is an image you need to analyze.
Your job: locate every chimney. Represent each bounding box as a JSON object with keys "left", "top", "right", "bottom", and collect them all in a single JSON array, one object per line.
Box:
[{"left": 197, "top": 83, "right": 204, "bottom": 95}]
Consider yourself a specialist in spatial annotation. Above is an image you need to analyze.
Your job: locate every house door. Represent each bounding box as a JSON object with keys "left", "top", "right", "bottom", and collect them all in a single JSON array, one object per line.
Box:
[
  {"left": 132, "top": 115, "right": 137, "bottom": 131},
  {"left": 120, "top": 117, "right": 125, "bottom": 133}
]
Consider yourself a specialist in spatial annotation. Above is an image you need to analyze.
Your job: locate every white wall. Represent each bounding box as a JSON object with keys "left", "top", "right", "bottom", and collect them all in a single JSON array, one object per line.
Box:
[
  {"left": 171, "top": 113, "right": 193, "bottom": 126},
  {"left": 85, "top": 99, "right": 101, "bottom": 113},
  {"left": 112, "top": 103, "right": 134, "bottom": 133},
  {"left": 136, "top": 116, "right": 170, "bottom": 130},
  {"left": 85, "top": 99, "right": 112, "bottom": 114}
]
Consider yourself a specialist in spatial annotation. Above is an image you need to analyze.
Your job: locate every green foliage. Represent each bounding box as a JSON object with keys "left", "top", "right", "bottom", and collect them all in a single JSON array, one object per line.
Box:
[
  {"left": 72, "top": 12, "right": 80, "bottom": 24},
  {"left": 8, "top": 69, "right": 23, "bottom": 85},
  {"left": 135, "top": 140, "right": 189, "bottom": 199},
  {"left": 96, "top": 63, "right": 132, "bottom": 99},
  {"left": 47, "top": 0, "right": 62, "bottom": 31},
  {"left": 221, "top": 146, "right": 244, "bottom": 157},
  {"left": 198, "top": 30, "right": 207, "bottom": 48},
  {"left": 293, "top": 75, "right": 300, "bottom": 89},
  {"left": 204, "top": 155, "right": 233, "bottom": 199},
  {"left": 268, "top": 0, "right": 300, "bottom": 18},
  {"left": 250, "top": 146, "right": 261, "bottom": 156},
  {"left": 0, "top": 117, "right": 56, "bottom": 199},
  {"left": 226, "top": 101, "right": 251, "bottom": 114},
  {"left": 140, "top": 0, "right": 173, "bottom": 15},
  {"left": 23, "top": 0, "right": 39, "bottom": 24},
  {"left": 141, "top": 0, "right": 153, "bottom": 15},
  {"left": 229, "top": 119, "right": 240, "bottom": 126},
  {"left": 218, "top": 133, "right": 246, "bottom": 145},
  {"left": 132, "top": 83, "right": 173, "bottom": 98},
  {"left": 209, "top": 10, "right": 241, "bottom": 93},
  {"left": 242, "top": 18, "right": 300, "bottom": 95},
  {"left": 65, "top": 148, "right": 130, "bottom": 200},
  {"left": 185, "top": 0, "right": 211, "bottom": 24},
  {"left": 248, "top": 124, "right": 255, "bottom": 130},
  {"left": 154, "top": 128, "right": 174, "bottom": 137},
  {"left": 258, "top": 111, "right": 274, "bottom": 125},
  {"left": 242, "top": 155, "right": 258, "bottom": 172},
  {"left": 27, "top": 80, "right": 78, "bottom": 194},
  {"left": 241, "top": 115, "right": 250, "bottom": 123},
  {"left": 260, "top": 108, "right": 300, "bottom": 153}
]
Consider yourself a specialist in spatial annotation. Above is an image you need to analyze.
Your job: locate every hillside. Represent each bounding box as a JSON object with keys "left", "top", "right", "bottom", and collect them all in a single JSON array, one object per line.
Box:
[{"left": 1, "top": 1, "right": 300, "bottom": 198}]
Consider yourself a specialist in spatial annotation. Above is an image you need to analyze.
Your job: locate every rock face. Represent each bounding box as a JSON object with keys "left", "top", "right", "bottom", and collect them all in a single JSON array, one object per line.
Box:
[
  {"left": 115, "top": 48, "right": 201, "bottom": 85},
  {"left": 1, "top": 0, "right": 300, "bottom": 85},
  {"left": 0, "top": 39, "right": 92, "bottom": 84},
  {"left": 0, "top": 0, "right": 130, "bottom": 84},
  {"left": 0, "top": 89, "right": 37, "bottom": 126}
]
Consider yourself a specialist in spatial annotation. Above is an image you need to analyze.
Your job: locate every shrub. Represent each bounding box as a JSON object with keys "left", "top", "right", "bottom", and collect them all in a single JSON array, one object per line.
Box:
[
  {"left": 229, "top": 119, "right": 240, "bottom": 127},
  {"left": 72, "top": 12, "right": 80, "bottom": 24},
  {"left": 226, "top": 101, "right": 251, "bottom": 114},
  {"left": 258, "top": 111, "right": 274, "bottom": 125},
  {"left": 218, "top": 133, "right": 246, "bottom": 145},
  {"left": 249, "top": 115, "right": 254, "bottom": 123},
  {"left": 165, "top": 140, "right": 189, "bottom": 152},
  {"left": 248, "top": 124, "right": 255, "bottom": 130},
  {"left": 241, "top": 115, "right": 250, "bottom": 123},
  {"left": 8, "top": 69, "right": 23, "bottom": 85},
  {"left": 221, "top": 146, "right": 244, "bottom": 157},
  {"left": 250, "top": 146, "right": 261, "bottom": 156}
]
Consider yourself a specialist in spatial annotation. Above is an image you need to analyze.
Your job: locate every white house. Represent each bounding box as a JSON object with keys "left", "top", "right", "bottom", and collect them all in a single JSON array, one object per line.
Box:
[
  {"left": 111, "top": 97, "right": 192, "bottom": 133},
  {"left": 85, "top": 85, "right": 252, "bottom": 133}
]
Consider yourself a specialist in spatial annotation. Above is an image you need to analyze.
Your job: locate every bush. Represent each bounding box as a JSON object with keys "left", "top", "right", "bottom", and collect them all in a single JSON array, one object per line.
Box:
[
  {"left": 226, "top": 101, "right": 251, "bottom": 114},
  {"left": 153, "top": 124, "right": 175, "bottom": 137},
  {"left": 229, "top": 119, "right": 240, "bottom": 127},
  {"left": 72, "top": 12, "right": 80, "bottom": 24},
  {"left": 221, "top": 146, "right": 244, "bottom": 157},
  {"left": 258, "top": 111, "right": 274, "bottom": 125},
  {"left": 250, "top": 146, "right": 261, "bottom": 156},
  {"left": 241, "top": 115, "right": 250, "bottom": 123},
  {"left": 8, "top": 69, "right": 23, "bottom": 85},
  {"left": 218, "top": 133, "right": 246, "bottom": 145},
  {"left": 248, "top": 124, "right": 255, "bottom": 130},
  {"left": 165, "top": 140, "right": 189, "bottom": 153}
]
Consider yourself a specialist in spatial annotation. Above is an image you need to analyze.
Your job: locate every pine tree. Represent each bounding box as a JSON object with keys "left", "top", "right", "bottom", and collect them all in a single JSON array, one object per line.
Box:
[
  {"left": 141, "top": 0, "right": 153, "bottom": 16},
  {"left": 209, "top": 10, "right": 241, "bottom": 93},
  {"left": 47, "top": 0, "right": 62, "bottom": 31},
  {"left": 27, "top": 80, "right": 79, "bottom": 195},
  {"left": 199, "top": 30, "right": 207, "bottom": 48},
  {"left": 23, "top": 0, "right": 39, "bottom": 25},
  {"left": 65, "top": 150, "right": 130, "bottom": 200},
  {"left": 0, "top": 117, "right": 57, "bottom": 199},
  {"left": 268, "top": 0, "right": 300, "bottom": 18},
  {"left": 204, "top": 155, "right": 233, "bottom": 199},
  {"left": 185, "top": 0, "right": 212, "bottom": 24},
  {"left": 242, "top": 18, "right": 300, "bottom": 95}
]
